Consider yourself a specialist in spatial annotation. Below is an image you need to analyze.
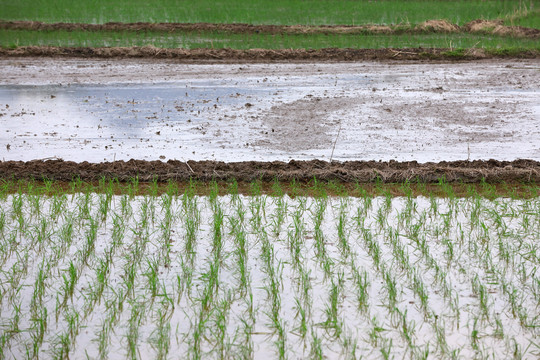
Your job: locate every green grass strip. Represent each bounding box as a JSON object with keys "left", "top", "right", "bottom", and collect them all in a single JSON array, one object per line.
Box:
[
  {"left": 2, "top": 29, "right": 539, "bottom": 50},
  {"left": 2, "top": 0, "right": 538, "bottom": 26}
]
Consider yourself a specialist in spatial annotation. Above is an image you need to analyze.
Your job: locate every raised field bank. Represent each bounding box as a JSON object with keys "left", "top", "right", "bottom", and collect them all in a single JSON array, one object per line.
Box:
[{"left": 1, "top": 1, "right": 539, "bottom": 359}]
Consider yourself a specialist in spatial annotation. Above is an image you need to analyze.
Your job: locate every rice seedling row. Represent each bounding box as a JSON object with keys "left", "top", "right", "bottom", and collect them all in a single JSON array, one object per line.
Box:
[{"left": 0, "top": 182, "right": 538, "bottom": 359}]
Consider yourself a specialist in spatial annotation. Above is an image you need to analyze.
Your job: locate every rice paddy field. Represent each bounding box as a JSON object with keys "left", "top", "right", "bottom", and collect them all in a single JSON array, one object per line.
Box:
[
  {"left": 1, "top": 0, "right": 539, "bottom": 55},
  {"left": 1, "top": 1, "right": 540, "bottom": 359},
  {"left": 1, "top": 0, "right": 537, "bottom": 26},
  {"left": 0, "top": 179, "right": 538, "bottom": 359}
]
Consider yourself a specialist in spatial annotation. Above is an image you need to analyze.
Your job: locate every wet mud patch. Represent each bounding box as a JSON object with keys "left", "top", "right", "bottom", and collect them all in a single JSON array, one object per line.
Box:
[{"left": 255, "top": 97, "right": 352, "bottom": 152}]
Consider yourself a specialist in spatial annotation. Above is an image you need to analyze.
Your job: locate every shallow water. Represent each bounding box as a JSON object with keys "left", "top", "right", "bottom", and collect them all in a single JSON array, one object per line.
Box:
[
  {"left": 0, "top": 193, "right": 538, "bottom": 359},
  {"left": 1, "top": 59, "right": 539, "bottom": 163}
]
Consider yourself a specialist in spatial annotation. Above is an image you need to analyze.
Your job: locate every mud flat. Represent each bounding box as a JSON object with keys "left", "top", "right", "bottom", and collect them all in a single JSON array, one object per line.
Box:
[{"left": 1, "top": 58, "right": 539, "bottom": 167}]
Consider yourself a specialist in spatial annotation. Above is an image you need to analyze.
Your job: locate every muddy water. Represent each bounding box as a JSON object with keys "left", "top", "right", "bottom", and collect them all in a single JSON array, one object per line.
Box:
[{"left": 1, "top": 59, "right": 539, "bottom": 163}]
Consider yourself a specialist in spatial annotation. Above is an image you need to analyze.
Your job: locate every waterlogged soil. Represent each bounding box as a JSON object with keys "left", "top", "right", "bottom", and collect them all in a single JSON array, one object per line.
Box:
[
  {"left": 2, "top": 19, "right": 539, "bottom": 38},
  {"left": 1, "top": 59, "right": 539, "bottom": 167}
]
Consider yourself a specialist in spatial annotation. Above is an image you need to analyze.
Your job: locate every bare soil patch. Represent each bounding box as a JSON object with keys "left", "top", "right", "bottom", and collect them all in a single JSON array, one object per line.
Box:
[{"left": 1, "top": 159, "right": 539, "bottom": 183}]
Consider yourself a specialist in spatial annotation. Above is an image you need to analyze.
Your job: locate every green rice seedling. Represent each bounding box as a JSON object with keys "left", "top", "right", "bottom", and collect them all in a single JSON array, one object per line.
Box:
[
  {"left": 412, "top": 272, "right": 429, "bottom": 314},
  {"left": 65, "top": 307, "right": 81, "bottom": 345},
  {"left": 122, "top": 257, "right": 138, "bottom": 300},
  {"left": 271, "top": 195, "right": 287, "bottom": 237},
  {"left": 311, "top": 196, "right": 333, "bottom": 278},
  {"left": 380, "top": 338, "right": 393, "bottom": 360},
  {"left": 230, "top": 216, "right": 249, "bottom": 294},
  {"left": 149, "top": 176, "right": 160, "bottom": 198},
  {"left": 323, "top": 278, "right": 343, "bottom": 338},
  {"left": 111, "top": 212, "right": 125, "bottom": 250},
  {"left": 375, "top": 205, "right": 388, "bottom": 231},
  {"left": 336, "top": 205, "right": 351, "bottom": 258},
  {"left": 432, "top": 318, "right": 449, "bottom": 356},
  {"left": 51, "top": 331, "right": 71, "bottom": 360},
  {"left": 394, "top": 308, "right": 415, "bottom": 350},
  {"left": 76, "top": 191, "right": 93, "bottom": 221},
  {"left": 382, "top": 268, "right": 398, "bottom": 310},
  {"left": 0, "top": 210, "right": 5, "bottom": 238},
  {"left": 79, "top": 216, "right": 98, "bottom": 266},
  {"left": 359, "top": 227, "right": 381, "bottom": 270},
  {"left": 126, "top": 302, "right": 145, "bottom": 360},
  {"left": 50, "top": 193, "right": 68, "bottom": 222},
  {"left": 98, "top": 191, "right": 113, "bottom": 223},
  {"left": 368, "top": 317, "right": 384, "bottom": 347},
  {"left": 429, "top": 191, "right": 438, "bottom": 216},
  {"left": 150, "top": 307, "right": 171, "bottom": 360},
  {"left": 288, "top": 210, "right": 304, "bottom": 270},
  {"left": 11, "top": 191, "right": 24, "bottom": 219},
  {"left": 128, "top": 176, "right": 139, "bottom": 199},
  {"left": 352, "top": 266, "right": 370, "bottom": 313},
  {"left": 29, "top": 307, "right": 48, "bottom": 358},
  {"left": 310, "top": 330, "right": 323, "bottom": 359},
  {"left": 413, "top": 344, "right": 430, "bottom": 360},
  {"left": 97, "top": 318, "right": 112, "bottom": 359},
  {"left": 227, "top": 178, "right": 239, "bottom": 204},
  {"left": 2, "top": 300, "right": 22, "bottom": 352},
  {"left": 60, "top": 261, "right": 78, "bottom": 309},
  {"left": 159, "top": 193, "right": 174, "bottom": 266},
  {"left": 120, "top": 194, "right": 133, "bottom": 218},
  {"left": 144, "top": 258, "right": 160, "bottom": 299},
  {"left": 293, "top": 297, "right": 308, "bottom": 338},
  {"left": 0, "top": 180, "right": 11, "bottom": 200},
  {"left": 30, "top": 260, "right": 48, "bottom": 316},
  {"left": 470, "top": 317, "right": 480, "bottom": 352},
  {"left": 213, "top": 294, "right": 232, "bottom": 359}
]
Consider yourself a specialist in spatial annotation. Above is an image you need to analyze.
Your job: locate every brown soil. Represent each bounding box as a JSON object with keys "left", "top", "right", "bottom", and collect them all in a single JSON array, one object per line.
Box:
[
  {"left": 2, "top": 20, "right": 539, "bottom": 38},
  {"left": 1, "top": 159, "right": 539, "bottom": 184},
  {"left": 1, "top": 46, "right": 539, "bottom": 61}
]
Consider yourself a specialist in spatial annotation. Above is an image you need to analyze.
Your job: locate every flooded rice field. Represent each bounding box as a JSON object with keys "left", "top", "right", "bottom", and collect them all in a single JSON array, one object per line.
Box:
[
  {"left": 0, "top": 191, "right": 538, "bottom": 359},
  {"left": 1, "top": 58, "right": 539, "bottom": 163}
]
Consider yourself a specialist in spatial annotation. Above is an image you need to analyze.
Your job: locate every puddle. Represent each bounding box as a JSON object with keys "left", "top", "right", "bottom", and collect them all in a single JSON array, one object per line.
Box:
[{"left": 1, "top": 59, "right": 539, "bottom": 163}]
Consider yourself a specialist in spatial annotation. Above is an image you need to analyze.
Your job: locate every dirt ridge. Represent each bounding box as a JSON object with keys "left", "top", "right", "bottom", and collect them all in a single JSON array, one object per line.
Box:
[
  {"left": 1, "top": 20, "right": 539, "bottom": 38},
  {"left": 1, "top": 159, "right": 539, "bottom": 183},
  {"left": 1, "top": 46, "right": 538, "bottom": 61}
]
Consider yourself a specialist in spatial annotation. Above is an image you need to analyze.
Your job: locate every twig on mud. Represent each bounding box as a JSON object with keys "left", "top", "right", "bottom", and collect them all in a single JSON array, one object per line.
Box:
[
  {"left": 37, "top": 156, "right": 64, "bottom": 161},
  {"left": 185, "top": 161, "right": 194, "bottom": 174},
  {"left": 390, "top": 49, "right": 418, "bottom": 57},
  {"left": 329, "top": 122, "right": 342, "bottom": 163}
]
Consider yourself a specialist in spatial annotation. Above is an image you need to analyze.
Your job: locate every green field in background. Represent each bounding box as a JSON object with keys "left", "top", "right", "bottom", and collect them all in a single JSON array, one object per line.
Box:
[{"left": 1, "top": 0, "right": 538, "bottom": 27}]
